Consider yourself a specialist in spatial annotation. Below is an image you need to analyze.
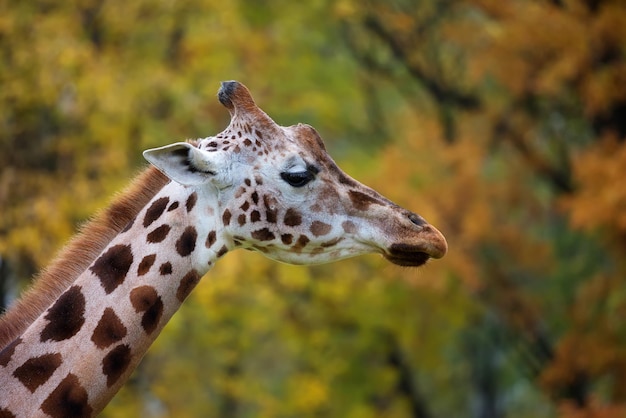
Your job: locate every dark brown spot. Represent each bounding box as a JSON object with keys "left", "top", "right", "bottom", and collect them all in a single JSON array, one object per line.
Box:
[
  {"left": 348, "top": 190, "right": 381, "bottom": 211},
  {"left": 137, "top": 254, "right": 157, "bottom": 276},
  {"left": 130, "top": 286, "right": 163, "bottom": 334},
  {"left": 41, "top": 286, "right": 86, "bottom": 342},
  {"left": 255, "top": 129, "right": 264, "bottom": 139},
  {"left": 41, "top": 373, "right": 92, "bottom": 418},
  {"left": 102, "top": 344, "right": 132, "bottom": 388},
  {"left": 222, "top": 209, "right": 232, "bottom": 226},
  {"left": 143, "top": 197, "right": 170, "bottom": 227},
  {"left": 244, "top": 138, "right": 252, "bottom": 147},
  {"left": 186, "top": 192, "right": 197, "bottom": 212},
  {"left": 13, "top": 353, "right": 62, "bottom": 392},
  {"left": 91, "top": 244, "right": 134, "bottom": 294},
  {"left": 318, "top": 184, "right": 340, "bottom": 203},
  {"left": 176, "top": 226, "right": 198, "bottom": 257},
  {"left": 240, "top": 201, "right": 250, "bottom": 212},
  {"left": 91, "top": 308, "right": 127, "bottom": 349},
  {"left": 252, "top": 228, "right": 276, "bottom": 241},
  {"left": 238, "top": 214, "right": 246, "bottom": 226},
  {"left": 0, "top": 408, "right": 16, "bottom": 418},
  {"left": 284, "top": 208, "right": 302, "bottom": 226},
  {"left": 263, "top": 195, "right": 277, "bottom": 223},
  {"left": 244, "top": 178, "right": 252, "bottom": 186},
  {"left": 0, "top": 338, "right": 21, "bottom": 367},
  {"left": 176, "top": 269, "right": 201, "bottom": 302},
  {"left": 251, "top": 192, "right": 259, "bottom": 205},
  {"left": 293, "top": 235, "right": 310, "bottom": 252},
  {"left": 167, "top": 201, "right": 180, "bottom": 211},
  {"left": 281, "top": 234, "right": 293, "bottom": 245},
  {"left": 310, "top": 221, "right": 332, "bottom": 237},
  {"left": 342, "top": 220, "right": 357, "bottom": 234},
  {"left": 147, "top": 224, "right": 171, "bottom": 243},
  {"left": 159, "top": 262, "right": 172, "bottom": 275},
  {"left": 216, "top": 245, "right": 228, "bottom": 258},
  {"left": 206, "top": 230, "right": 217, "bottom": 248}
]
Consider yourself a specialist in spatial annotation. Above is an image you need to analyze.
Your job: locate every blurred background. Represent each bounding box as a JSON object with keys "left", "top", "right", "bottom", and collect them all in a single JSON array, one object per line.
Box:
[{"left": 1, "top": 0, "right": 625, "bottom": 416}]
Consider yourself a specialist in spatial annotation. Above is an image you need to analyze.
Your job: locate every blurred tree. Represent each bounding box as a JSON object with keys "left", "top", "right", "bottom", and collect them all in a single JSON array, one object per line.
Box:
[
  {"left": 2, "top": 0, "right": 626, "bottom": 417},
  {"left": 338, "top": 0, "right": 626, "bottom": 415}
]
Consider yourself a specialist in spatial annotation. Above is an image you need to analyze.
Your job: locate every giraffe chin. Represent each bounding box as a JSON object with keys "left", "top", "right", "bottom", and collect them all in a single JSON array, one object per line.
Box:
[{"left": 383, "top": 247, "right": 432, "bottom": 267}]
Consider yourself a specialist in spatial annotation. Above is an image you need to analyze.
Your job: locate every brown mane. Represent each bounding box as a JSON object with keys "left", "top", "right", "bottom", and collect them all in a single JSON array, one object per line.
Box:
[{"left": 0, "top": 166, "right": 170, "bottom": 349}]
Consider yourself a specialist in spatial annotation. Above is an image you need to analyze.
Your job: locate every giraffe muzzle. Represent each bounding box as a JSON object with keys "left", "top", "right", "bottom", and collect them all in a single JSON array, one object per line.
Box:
[
  {"left": 384, "top": 244, "right": 432, "bottom": 267},
  {"left": 382, "top": 215, "right": 448, "bottom": 266}
]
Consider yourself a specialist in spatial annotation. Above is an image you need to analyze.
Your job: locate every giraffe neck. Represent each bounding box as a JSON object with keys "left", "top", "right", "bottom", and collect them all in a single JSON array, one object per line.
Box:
[{"left": 0, "top": 181, "right": 228, "bottom": 417}]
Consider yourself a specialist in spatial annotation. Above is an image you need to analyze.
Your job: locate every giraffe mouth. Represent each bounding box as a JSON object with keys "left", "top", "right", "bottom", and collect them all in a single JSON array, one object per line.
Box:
[{"left": 383, "top": 244, "right": 433, "bottom": 267}]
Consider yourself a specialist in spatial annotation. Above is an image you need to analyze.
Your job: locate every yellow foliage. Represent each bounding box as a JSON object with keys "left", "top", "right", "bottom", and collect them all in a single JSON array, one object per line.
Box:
[
  {"left": 564, "top": 137, "right": 626, "bottom": 233},
  {"left": 287, "top": 374, "right": 329, "bottom": 411},
  {"left": 3, "top": 0, "right": 626, "bottom": 416}
]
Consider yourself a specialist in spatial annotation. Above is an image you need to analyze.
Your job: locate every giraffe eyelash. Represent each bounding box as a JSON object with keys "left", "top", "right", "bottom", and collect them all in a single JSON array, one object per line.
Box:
[{"left": 280, "top": 165, "right": 319, "bottom": 188}]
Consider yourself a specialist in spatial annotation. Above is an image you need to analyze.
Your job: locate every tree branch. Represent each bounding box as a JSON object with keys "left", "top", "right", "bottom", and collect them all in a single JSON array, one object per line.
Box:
[
  {"left": 492, "top": 106, "right": 575, "bottom": 194},
  {"left": 384, "top": 333, "right": 432, "bottom": 418},
  {"left": 363, "top": 15, "right": 481, "bottom": 111}
]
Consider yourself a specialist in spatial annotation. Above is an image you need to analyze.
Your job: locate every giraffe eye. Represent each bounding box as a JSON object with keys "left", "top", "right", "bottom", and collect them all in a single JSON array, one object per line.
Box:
[{"left": 281, "top": 170, "right": 316, "bottom": 188}]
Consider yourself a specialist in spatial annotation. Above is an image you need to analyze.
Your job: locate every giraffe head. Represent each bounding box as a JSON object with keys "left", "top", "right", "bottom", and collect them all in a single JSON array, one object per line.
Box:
[{"left": 144, "top": 81, "right": 446, "bottom": 267}]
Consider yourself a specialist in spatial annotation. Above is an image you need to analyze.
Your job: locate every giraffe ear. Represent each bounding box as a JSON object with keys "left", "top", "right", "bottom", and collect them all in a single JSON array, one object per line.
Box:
[{"left": 143, "top": 142, "right": 219, "bottom": 186}]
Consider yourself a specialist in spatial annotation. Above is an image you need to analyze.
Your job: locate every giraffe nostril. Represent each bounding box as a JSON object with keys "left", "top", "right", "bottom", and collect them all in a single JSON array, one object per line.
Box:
[{"left": 408, "top": 213, "right": 427, "bottom": 228}]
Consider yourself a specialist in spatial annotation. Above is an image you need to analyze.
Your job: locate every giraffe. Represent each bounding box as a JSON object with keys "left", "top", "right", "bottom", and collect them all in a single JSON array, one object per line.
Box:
[{"left": 0, "top": 81, "right": 447, "bottom": 417}]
